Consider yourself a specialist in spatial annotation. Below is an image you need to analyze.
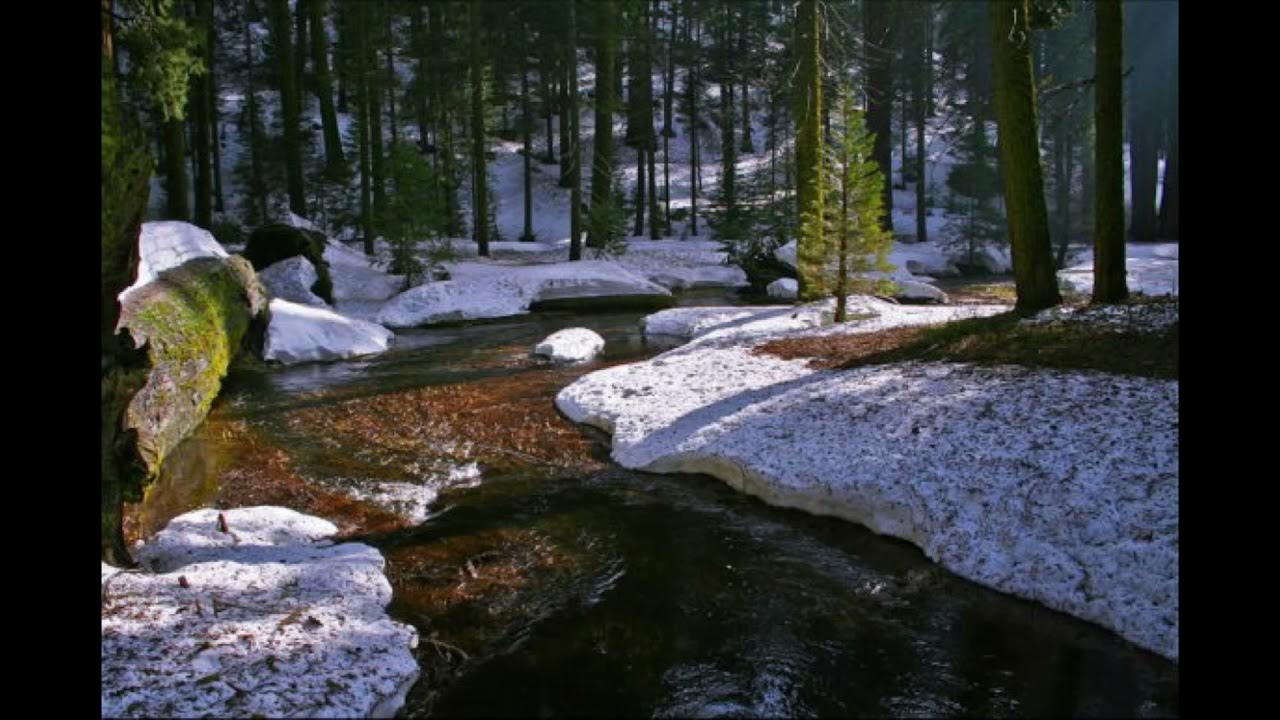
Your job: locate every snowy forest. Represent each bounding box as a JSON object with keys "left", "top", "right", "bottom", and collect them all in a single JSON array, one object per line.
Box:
[{"left": 102, "top": 0, "right": 1179, "bottom": 717}]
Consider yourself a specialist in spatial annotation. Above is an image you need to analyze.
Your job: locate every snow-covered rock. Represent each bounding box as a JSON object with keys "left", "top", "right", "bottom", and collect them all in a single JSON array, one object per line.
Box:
[
  {"left": 953, "top": 244, "right": 1013, "bottom": 274},
  {"left": 557, "top": 297, "right": 1178, "bottom": 661},
  {"left": 124, "top": 221, "right": 230, "bottom": 298},
  {"left": 642, "top": 304, "right": 830, "bottom": 343},
  {"left": 892, "top": 243, "right": 962, "bottom": 278},
  {"left": 324, "top": 240, "right": 406, "bottom": 303},
  {"left": 894, "top": 280, "right": 949, "bottom": 304},
  {"left": 533, "top": 328, "right": 606, "bottom": 363},
  {"left": 102, "top": 507, "right": 419, "bottom": 719},
  {"left": 264, "top": 299, "right": 394, "bottom": 365},
  {"left": 773, "top": 240, "right": 798, "bottom": 269},
  {"left": 258, "top": 256, "right": 328, "bottom": 307},
  {"left": 767, "top": 278, "right": 799, "bottom": 300},
  {"left": 377, "top": 260, "right": 672, "bottom": 328}
]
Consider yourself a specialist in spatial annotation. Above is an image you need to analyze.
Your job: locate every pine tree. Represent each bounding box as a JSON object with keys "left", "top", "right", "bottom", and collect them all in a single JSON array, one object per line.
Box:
[
  {"left": 568, "top": 0, "right": 584, "bottom": 260},
  {"left": 831, "top": 86, "right": 894, "bottom": 322},
  {"left": 989, "top": 0, "right": 1062, "bottom": 312},
  {"left": 1093, "top": 0, "right": 1127, "bottom": 302}
]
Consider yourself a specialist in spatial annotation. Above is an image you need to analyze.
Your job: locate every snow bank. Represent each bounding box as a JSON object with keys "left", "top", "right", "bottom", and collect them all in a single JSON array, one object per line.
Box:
[
  {"left": 124, "top": 221, "right": 230, "bottom": 298},
  {"left": 772, "top": 239, "right": 955, "bottom": 302},
  {"left": 892, "top": 242, "right": 962, "bottom": 278},
  {"left": 557, "top": 299, "right": 1177, "bottom": 661},
  {"left": 258, "top": 256, "right": 328, "bottom": 307},
  {"left": 102, "top": 506, "right": 420, "bottom": 718},
  {"left": 767, "top": 278, "right": 798, "bottom": 300},
  {"left": 264, "top": 299, "right": 394, "bottom": 365},
  {"left": 377, "top": 260, "right": 672, "bottom": 328},
  {"left": 1058, "top": 243, "right": 1180, "bottom": 297},
  {"left": 533, "top": 328, "right": 606, "bottom": 363}
]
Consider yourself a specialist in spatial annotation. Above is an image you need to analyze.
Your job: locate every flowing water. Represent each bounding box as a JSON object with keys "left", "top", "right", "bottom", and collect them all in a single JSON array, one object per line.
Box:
[{"left": 138, "top": 288, "right": 1178, "bottom": 717}]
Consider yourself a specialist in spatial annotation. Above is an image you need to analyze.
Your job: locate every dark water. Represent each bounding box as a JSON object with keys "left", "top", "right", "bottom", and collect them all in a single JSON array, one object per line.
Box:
[{"left": 147, "top": 287, "right": 1178, "bottom": 718}]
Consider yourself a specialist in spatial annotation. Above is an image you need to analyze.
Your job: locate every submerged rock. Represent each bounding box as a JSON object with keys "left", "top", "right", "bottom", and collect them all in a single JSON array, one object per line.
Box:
[
  {"left": 533, "top": 328, "right": 606, "bottom": 363},
  {"left": 102, "top": 506, "right": 419, "bottom": 718},
  {"left": 244, "top": 223, "right": 335, "bottom": 305},
  {"left": 264, "top": 299, "right": 394, "bottom": 365}
]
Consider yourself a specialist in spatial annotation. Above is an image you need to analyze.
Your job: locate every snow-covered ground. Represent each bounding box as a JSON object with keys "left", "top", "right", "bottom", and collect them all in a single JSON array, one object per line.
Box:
[
  {"left": 264, "top": 298, "right": 394, "bottom": 365},
  {"left": 557, "top": 297, "right": 1178, "bottom": 661},
  {"left": 102, "top": 507, "right": 419, "bottom": 718},
  {"left": 1058, "top": 243, "right": 1180, "bottom": 297}
]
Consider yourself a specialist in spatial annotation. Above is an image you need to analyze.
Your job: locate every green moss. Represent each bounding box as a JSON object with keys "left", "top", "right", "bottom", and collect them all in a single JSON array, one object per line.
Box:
[{"left": 119, "top": 257, "right": 257, "bottom": 477}]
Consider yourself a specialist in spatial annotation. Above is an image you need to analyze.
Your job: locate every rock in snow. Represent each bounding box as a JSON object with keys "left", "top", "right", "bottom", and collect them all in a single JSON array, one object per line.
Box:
[
  {"left": 102, "top": 506, "right": 419, "bottom": 718},
  {"left": 264, "top": 298, "right": 394, "bottom": 365},
  {"left": 258, "top": 256, "right": 328, "bottom": 307},
  {"left": 533, "top": 328, "right": 606, "bottom": 363},
  {"left": 377, "top": 260, "right": 672, "bottom": 328},
  {"left": 123, "top": 221, "right": 230, "bottom": 299},
  {"left": 894, "top": 279, "right": 950, "bottom": 304},
  {"left": 767, "top": 278, "right": 799, "bottom": 300},
  {"left": 558, "top": 298, "right": 1178, "bottom": 661}
]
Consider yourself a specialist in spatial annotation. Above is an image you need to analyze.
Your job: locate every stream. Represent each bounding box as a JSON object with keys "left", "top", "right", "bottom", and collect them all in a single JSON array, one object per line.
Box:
[{"left": 134, "top": 287, "right": 1178, "bottom": 717}]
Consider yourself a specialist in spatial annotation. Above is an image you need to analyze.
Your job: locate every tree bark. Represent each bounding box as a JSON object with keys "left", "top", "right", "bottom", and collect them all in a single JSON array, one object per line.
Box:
[
  {"left": 1093, "top": 0, "right": 1128, "bottom": 301},
  {"left": 568, "top": 0, "right": 583, "bottom": 260},
  {"left": 989, "top": 0, "right": 1061, "bottom": 311},
  {"left": 864, "top": 0, "right": 894, "bottom": 233},
  {"left": 795, "top": 0, "right": 825, "bottom": 300},
  {"left": 469, "top": 0, "right": 490, "bottom": 256},
  {"left": 587, "top": 0, "right": 617, "bottom": 248},
  {"left": 269, "top": 0, "right": 307, "bottom": 216},
  {"left": 312, "top": 0, "right": 345, "bottom": 175}
]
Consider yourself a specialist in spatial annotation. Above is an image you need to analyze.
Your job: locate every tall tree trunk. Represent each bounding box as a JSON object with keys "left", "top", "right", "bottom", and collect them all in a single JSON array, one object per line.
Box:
[
  {"left": 244, "top": 2, "right": 269, "bottom": 223},
  {"left": 648, "top": 144, "right": 659, "bottom": 238},
  {"left": 989, "top": 0, "right": 1061, "bottom": 312},
  {"left": 634, "top": 148, "right": 646, "bottom": 236},
  {"left": 384, "top": 13, "right": 398, "bottom": 153},
  {"left": 163, "top": 118, "right": 188, "bottom": 220},
  {"left": 587, "top": 0, "right": 617, "bottom": 248},
  {"left": 357, "top": 2, "right": 374, "bottom": 253},
  {"left": 312, "top": 0, "right": 345, "bottom": 175},
  {"left": 1093, "top": 0, "right": 1127, "bottom": 302},
  {"left": 521, "top": 29, "right": 535, "bottom": 242},
  {"left": 560, "top": 60, "right": 572, "bottom": 186},
  {"left": 102, "top": 0, "right": 150, "bottom": 564},
  {"left": 688, "top": 6, "right": 700, "bottom": 237},
  {"left": 864, "top": 0, "right": 894, "bottom": 233},
  {"left": 295, "top": 0, "right": 308, "bottom": 93},
  {"left": 721, "top": 80, "right": 736, "bottom": 223},
  {"left": 190, "top": 33, "right": 212, "bottom": 228},
  {"left": 568, "top": 0, "right": 583, "bottom": 260},
  {"left": 1157, "top": 57, "right": 1178, "bottom": 240},
  {"left": 469, "top": 0, "right": 489, "bottom": 256},
  {"left": 269, "top": 0, "right": 307, "bottom": 216},
  {"left": 795, "top": 0, "right": 825, "bottom": 300},
  {"left": 1126, "top": 2, "right": 1158, "bottom": 243},
  {"left": 205, "top": 0, "right": 223, "bottom": 213},
  {"left": 368, "top": 5, "right": 385, "bottom": 222}
]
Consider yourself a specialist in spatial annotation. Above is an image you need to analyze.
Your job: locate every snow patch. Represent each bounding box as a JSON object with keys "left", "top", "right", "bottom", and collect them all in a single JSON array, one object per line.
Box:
[
  {"left": 102, "top": 506, "right": 419, "bottom": 718},
  {"left": 767, "top": 278, "right": 798, "bottom": 300},
  {"left": 557, "top": 298, "right": 1177, "bottom": 661},
  {"left": 264, "top": 299, "right": 394, "bottom": 365},
  {"left": 124, "top": 221, "right": 230, "bottom": 299}
]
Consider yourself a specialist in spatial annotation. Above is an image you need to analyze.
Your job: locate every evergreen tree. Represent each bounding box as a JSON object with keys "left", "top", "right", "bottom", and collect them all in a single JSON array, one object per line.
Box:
[
  {"left": 863, "top": 0, "right": 895, "bottom": 234},
  {"left": 989, "top": 0, "right": 1062, "bottom": 312},
  {"left": 469, "top": 0, "right": 490, "bottom": 256},
  {"left": 568, "top": 0, "right": 584, "bottom": 260},
  {"left": 830, "top": 86, "right": 894, "bottom": 322}
]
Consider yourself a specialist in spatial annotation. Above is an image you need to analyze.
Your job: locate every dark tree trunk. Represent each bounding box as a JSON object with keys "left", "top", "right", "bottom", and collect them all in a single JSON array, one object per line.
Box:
[
  {"left": 521, "top": 30, "right": 535, "bottom": 241},
  {"left": 568, "top": 0, "right": 583, "bottom": 260},
  {"left": 269, "top": 0, "right": 307, "bottom": 216},
  {"left": 204, "top": 0, "right": 223, "bottom": 212},
  {"left": 864, "top": 0, "right": 894, "bottom": 233},
  {"left": 310, "top": 0, "right": 344, "bottom": 175},
  {"left": 587, "top": 0, "right": 617, "bottom": 248},
  {"left": 163, "top": 118, "right": 188, "bottom": 220},
  {"left": 1157, "top": 58, "right": 1178, "bottom": 240},
  {"left": 356, "top": 2, "right": 374, "bottom": 253},
  {"left": 190, "top": 48, "right": 212, "bottom": 228},
  {"left": 1093, "top": 0, "right": 1128, "bottom": 301},
  {"left": 989, "top": 0, "right": 1062, "bottom": 312},
  {"left": 795, "top": 0, "right": 825, "bottom": 300},
  {"left": 469, "top": 0, "right": 489, "bottom": 256}
]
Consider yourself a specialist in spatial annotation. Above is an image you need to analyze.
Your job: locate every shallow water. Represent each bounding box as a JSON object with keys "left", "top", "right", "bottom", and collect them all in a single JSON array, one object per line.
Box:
[{"left": 140, "top": 286, "right": 1178, "bottom": 717}]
